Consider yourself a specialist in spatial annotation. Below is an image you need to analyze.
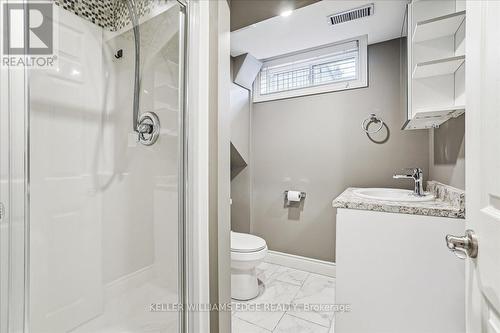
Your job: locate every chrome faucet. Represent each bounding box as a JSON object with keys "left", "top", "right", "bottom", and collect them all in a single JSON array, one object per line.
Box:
[{"left": 393, "top": 168, "right": 424, "bottom": 196}]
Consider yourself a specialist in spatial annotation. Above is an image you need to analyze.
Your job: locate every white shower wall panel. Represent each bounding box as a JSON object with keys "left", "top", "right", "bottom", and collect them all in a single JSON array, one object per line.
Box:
[{"left": 29, "top": 8, "right": 105, "bottom": 332}]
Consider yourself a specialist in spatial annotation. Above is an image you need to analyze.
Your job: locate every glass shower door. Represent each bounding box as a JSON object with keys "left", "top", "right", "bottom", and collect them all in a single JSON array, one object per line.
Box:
[{"left": 1, "top": 0, "right": 186, "bottom": 332}]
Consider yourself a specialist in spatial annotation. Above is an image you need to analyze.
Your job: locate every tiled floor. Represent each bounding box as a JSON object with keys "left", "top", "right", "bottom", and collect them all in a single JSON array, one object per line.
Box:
[{"left": 232, "top": 262, "right": 335, "bottom": 333}]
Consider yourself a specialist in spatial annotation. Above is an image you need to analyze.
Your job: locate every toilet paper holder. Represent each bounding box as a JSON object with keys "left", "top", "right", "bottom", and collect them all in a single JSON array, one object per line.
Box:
[{"left": 284, "top": 190, "right": 306, "bottom": 206}]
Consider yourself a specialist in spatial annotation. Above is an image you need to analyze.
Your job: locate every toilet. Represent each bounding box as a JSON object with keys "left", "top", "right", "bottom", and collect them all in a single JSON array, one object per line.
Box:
[{"left": 231, "top": 231, "right": 268, "bottom": 300}]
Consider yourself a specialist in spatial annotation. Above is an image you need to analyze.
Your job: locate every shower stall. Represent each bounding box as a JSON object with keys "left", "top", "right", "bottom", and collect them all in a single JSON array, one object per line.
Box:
[{"left": 0, "top": 0, "right": 189, "bottom": 331}]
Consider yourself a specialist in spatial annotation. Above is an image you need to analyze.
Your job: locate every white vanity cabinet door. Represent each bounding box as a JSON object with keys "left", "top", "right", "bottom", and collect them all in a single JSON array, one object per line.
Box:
[{"left": 335, "top": 208, "right": 465, "bottom": 333}]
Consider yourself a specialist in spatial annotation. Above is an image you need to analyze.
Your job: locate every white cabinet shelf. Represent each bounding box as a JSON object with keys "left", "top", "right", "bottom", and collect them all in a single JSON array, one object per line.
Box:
[
  {"left": 414, "top": 105, "right": 465, "bottom": 119},
  {"left": 412, "top": 10, "right": 465, "bottom": 43},
  {"left": 405, "top": 105, "right": 465, "bottom": 129},
  {"left": 412, "top": 55, "right": 465, "bottom": 79}
]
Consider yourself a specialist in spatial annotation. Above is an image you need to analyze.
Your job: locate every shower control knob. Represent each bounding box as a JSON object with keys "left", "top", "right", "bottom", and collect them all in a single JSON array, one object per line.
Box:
[
  {"left": 137, "top": 112, "right": 160, "bottom": 146},
  {"left": 445, "top": 229, "right": 478, "bottom": 259}
]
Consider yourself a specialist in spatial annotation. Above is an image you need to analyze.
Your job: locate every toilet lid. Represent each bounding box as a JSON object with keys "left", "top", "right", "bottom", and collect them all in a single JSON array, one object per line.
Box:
[{"left": 231, "top": 231, "right": 267, "bottom": 253}]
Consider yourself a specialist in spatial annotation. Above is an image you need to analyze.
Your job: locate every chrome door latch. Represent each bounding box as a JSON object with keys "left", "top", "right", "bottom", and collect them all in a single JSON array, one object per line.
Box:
[{"left": 445, "top": 229, "right": 478, "bottom": 259}]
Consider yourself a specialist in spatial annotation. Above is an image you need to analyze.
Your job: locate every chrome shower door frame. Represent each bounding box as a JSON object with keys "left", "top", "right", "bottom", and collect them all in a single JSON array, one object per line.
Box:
[
  {"left": 0, "top": 1, "right": 31, "bottom": 332},
  {"left": 177, "top": 0, "right": 188, "bottom": 332}
]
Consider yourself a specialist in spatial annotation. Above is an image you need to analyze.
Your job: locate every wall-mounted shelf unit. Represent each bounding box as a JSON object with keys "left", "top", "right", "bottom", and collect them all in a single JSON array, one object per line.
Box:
[
  {"left": 412, "top": 55, "right": 465, "bottom": 79},
  {"left": 412, "top": 10, "right": 465, "bottom": 43},
  {"left": 403, "top": 0, "right": 466, "bottom": 130}
]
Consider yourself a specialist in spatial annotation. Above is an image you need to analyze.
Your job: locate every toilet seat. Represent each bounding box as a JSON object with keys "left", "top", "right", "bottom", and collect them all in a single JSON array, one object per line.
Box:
[
  {"left": 231, "top": 246, "right": 268, "bottom": 263},
  {"left": 231, "top": 231, "right": 266, "bottom": 253}
]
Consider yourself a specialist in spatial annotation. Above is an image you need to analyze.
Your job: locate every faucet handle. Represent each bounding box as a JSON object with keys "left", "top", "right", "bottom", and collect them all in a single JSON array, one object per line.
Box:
[
  {"left": 402, "top": 167, "right": 422, "bottom": 176},
  {"left": 393, "top": 168, "right": 423, "bottom": 181},
  {"left": 412, "top": 167, "right": 423, "bottom": 175}
]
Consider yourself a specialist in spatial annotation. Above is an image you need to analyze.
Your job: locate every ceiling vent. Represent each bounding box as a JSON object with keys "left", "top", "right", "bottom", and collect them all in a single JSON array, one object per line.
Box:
[{"left": 327, "top": 3, "right": 374, "bottom": 26}]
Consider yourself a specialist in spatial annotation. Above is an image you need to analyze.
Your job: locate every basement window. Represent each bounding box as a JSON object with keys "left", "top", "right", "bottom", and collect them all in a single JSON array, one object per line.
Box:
[{"left": 253, "top": 36, "right": 368, "bottom": 102}]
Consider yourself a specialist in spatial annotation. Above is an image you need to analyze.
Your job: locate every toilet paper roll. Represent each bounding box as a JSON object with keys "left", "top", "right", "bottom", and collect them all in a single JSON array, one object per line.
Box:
[{"left": 287, "top": 190, "right": 302, "bottom": 202}]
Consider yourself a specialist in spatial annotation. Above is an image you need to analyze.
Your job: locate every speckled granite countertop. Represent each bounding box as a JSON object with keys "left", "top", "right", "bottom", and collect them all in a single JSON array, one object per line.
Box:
[{"left": 332, "top": 181, "right": 465, "bottom": 219}]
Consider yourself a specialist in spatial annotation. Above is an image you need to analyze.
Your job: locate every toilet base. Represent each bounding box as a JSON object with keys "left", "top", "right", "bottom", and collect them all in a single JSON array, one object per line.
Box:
[{"left": 231, "top": 267, "right": 260, "bottom": 301}]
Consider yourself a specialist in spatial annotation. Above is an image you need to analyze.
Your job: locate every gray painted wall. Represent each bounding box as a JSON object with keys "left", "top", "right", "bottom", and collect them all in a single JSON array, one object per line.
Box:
[
  {"left": 230, "top": 78, "right": 252, "bottom": 233},
  {"left": 209, "top": 1, "right": 231, "bottom": 331},
  {"left": 251, "top": 39, "right": 430, "bottom": 262},
  {"left": 230, "top": 82, "right": 251, "bottom": 161},
  {"left": 231, "top": 167, "right": 252, "bottom": 233},
  {"left": 429, "top": 115, "right": 465, "bottom": 190}
]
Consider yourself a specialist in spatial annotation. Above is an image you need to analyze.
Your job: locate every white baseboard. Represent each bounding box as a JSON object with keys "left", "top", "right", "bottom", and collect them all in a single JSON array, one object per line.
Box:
[{"left": 264, "top": 250, "right": 336, "bottom": 278}]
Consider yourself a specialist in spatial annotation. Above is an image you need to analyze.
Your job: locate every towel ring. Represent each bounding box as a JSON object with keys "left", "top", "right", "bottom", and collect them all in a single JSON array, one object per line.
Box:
[{"left": 362, "top": 113, "right": 384, "bottom": 134}]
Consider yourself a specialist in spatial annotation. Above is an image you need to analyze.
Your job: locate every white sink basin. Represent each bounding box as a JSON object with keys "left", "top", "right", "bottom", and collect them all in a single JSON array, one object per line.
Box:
[{"left": 353, "top": 188, "right": 435, "bottom": 202}]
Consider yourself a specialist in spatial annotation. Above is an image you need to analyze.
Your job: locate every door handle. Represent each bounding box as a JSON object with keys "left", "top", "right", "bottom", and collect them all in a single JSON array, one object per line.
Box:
[{"left": 445, "top": 229, "right": 478, "bottom": 259}]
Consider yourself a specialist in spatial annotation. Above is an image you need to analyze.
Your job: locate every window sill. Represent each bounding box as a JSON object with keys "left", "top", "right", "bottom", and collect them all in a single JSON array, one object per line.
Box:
[{"left": 253, "top": 79, "right": 368, "bottom": 103}]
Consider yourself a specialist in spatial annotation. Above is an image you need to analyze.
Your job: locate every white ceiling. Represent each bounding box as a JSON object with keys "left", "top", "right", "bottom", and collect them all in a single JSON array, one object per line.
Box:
[{"left": 230, "top": 0, "right": 408, "bottom": 60}]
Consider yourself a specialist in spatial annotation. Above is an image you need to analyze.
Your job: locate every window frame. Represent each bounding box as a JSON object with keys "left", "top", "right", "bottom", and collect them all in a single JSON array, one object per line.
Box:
[{"left": 253, "top": 36, "right": 368, "bottom": 103}]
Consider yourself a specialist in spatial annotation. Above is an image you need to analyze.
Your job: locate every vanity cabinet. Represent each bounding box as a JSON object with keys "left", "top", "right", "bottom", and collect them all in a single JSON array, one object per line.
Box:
[
  {"left": 335, "top": 208, "right": 465, "bottom": 333},
  {"left": 404, "top": 0, "right": 466, "bottom": 129}
]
